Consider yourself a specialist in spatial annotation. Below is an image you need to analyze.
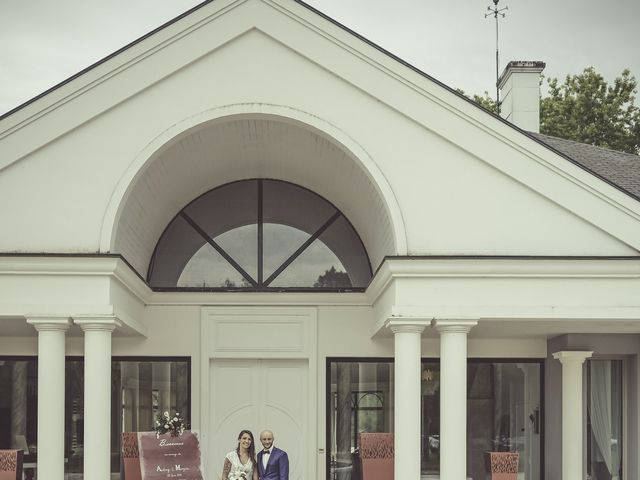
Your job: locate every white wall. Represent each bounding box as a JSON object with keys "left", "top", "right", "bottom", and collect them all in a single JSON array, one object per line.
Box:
[{"left": 0, "top": 0, "right": 637, "bottom": 275}]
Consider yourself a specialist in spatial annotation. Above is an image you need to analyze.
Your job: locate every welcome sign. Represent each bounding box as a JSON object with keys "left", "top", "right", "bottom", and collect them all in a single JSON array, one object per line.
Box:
[{"left": 138, "top": 431, "right": 205, "bottom": 480}]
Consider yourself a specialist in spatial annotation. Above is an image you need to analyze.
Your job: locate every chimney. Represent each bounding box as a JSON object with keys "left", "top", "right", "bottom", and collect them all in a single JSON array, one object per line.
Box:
[{"left": 497, "top": 60, "right": 545, "bottom": 133}]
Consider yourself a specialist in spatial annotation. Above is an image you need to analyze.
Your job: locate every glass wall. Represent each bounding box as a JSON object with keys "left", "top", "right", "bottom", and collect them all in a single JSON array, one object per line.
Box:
[
  {"left": 0, "top": 359, "right": 37, "bottom": 454},
  {"left": 328, "top": 361, "right": 394, "bottom": 480},
  {"left": 587, "top": 359, "right": 623, "bottom": 480},
  {"left": 0, "top": 357, "right": 190, "bottom": 479},
  {"left": 328, "top": 359, "right": 542, "bottom": 480}
]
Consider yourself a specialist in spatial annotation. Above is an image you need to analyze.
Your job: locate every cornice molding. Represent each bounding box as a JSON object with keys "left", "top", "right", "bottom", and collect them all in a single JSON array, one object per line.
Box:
[
  {"left": 146, "top": 290, "right": 369, "bottom": 306},
  {"left": 367, "top": 257, "right": 640, "bottom": 306},
  {"left": 3, "top": 255, "right": 640, "bottom": 308},
  {"left": 0, "top": 254, "right": 150, "bottom": 293},
  {"left": 0, "top": 255, "right": 370, "bottom": 311}
]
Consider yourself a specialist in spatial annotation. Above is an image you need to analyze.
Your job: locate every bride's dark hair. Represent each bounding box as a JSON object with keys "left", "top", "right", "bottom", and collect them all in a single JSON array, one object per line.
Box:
[{"left": 236, "top": 429, "right": 257, "bottom": 464}]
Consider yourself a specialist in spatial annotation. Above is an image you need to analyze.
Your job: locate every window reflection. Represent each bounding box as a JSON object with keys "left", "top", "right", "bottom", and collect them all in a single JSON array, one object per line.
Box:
[
  {"left": 328, "top": 359, "right": 542, "bottom": 480},
  {"left": 0, "top": 360, "right": 37, "bottom": 456},
  {"left": 587, "top": 359, "right": 623, "bottom": 480},
  {"left": 329, "top": 362, "right": 394, "bottom": 480},
  {"left": 0, "top": 357, "right": 190, "bottom": 479},
  {"left": 270, "top": 238, "right": 349, "bottom": 288}
]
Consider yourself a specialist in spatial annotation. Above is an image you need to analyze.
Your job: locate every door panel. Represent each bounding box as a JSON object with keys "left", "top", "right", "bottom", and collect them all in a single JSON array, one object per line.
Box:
[
  {"left": 262, "top": 361, "right": 307, "bottom": 480},
  {"left": 210, "top": 359, "right": 308, "bottom": 480}
]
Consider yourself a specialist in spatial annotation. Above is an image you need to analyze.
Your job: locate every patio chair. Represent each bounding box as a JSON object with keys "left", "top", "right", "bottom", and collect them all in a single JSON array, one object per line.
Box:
[
  {"left": 0, "top": 450, "right": 23, "bottom": 480},
  {"left": 121, "top": 432, "right": 142, "bottom": 480},
  {"left": 358, "top": 433, "right": 393, "bottom": 480},
  {"left": 484, "top": 452, "right": 519, "bottom": 480}
]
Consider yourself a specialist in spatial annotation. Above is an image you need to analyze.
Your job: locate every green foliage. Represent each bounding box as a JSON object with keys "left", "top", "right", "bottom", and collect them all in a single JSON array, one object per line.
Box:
[
  {"left": 472, "top": 91, "right": 499, "bottom": 114},
  {"left": 219, "top": 277, "right": 252, "bottom": 288},
  {"left": 540, "top": 68, "right": 640, "bottom": 154},
  {"left": 457, "top": 88, "right": 498, "bottom": 114},
  {"left": 464, "top": 68, "right": 640, "bottom": 154},
  {"left": 313, "top": 266, "right": 351, "bottom": 288}
]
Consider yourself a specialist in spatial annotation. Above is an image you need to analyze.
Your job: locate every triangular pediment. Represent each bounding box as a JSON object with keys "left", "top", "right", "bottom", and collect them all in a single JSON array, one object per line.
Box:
[{"left": 0, "top": 0, "right": 639, "bottom": 261}]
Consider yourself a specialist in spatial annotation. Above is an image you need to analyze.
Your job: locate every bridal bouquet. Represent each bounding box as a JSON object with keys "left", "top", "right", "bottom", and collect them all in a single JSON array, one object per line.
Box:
[
  {"left": 154, "top": 411, "right": 188, "bottom": 438},
  {"left": 229, "top": 473, "right": 248, "bottom": 480}
]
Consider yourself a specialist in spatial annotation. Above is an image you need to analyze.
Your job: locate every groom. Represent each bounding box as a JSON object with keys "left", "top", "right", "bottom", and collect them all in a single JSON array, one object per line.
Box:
[{"left": 257, "top": 430, "right": 289, "bottom": 480}]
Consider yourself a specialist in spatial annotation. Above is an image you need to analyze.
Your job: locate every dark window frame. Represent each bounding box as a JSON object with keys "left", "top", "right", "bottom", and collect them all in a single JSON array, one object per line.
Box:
[
  {"left": 0, "top": 355, "right": 192, "bottom": 474},
  {"left": 147, "top": 178, "right": 372, "bottom": 292},
  {"left": 325, "top": 357, "right": 545, "bottom": 480}
]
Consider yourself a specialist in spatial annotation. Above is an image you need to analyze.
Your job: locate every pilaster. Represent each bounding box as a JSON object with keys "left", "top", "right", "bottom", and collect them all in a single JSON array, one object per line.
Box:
[{"left": 553, "top": 350, "right": 593, "bottom": 480}]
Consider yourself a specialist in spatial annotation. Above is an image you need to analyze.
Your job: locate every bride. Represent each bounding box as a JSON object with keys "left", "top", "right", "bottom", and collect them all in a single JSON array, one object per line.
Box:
[{"left": 222, "top": 430, "right": 259, "bottom": 480}]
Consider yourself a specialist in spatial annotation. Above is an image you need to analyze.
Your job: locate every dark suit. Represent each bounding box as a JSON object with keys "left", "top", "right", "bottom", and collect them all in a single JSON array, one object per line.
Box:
[{"left": 257, "top": 447, "right": 289, "bottom": 480}]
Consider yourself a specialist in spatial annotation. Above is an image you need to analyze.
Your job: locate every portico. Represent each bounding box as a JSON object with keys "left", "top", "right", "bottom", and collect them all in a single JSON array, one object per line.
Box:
[{"left": 369, "top": 257, "right": 640, "bottom": 480}]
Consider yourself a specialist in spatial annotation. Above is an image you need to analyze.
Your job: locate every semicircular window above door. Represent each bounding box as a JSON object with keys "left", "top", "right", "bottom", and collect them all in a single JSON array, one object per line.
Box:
[{"left": 147, "top": 179, "right": 372, "bottom": 291}]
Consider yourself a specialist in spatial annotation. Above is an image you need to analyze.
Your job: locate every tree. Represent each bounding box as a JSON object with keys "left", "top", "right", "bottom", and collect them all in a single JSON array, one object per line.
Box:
[
  {"left": 219, "top": 277, "right": 252, "bottom": 288},
  {"left": 313, "top": 266, "right": 351, "bottom": 288},
  {"left": 540, "top": 68, "right": 640, "bottom": 154},
  {"left": 473, "top": 91, "right": 499, "bottom": 114},
  {"left": 457, "top": 89, "right": 498, "bottom": 114},
  {"left": 463, "top": 68, "right": 640, "bottom": 154}
]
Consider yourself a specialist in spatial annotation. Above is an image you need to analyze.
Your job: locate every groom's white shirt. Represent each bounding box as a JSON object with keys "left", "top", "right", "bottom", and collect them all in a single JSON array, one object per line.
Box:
[{"left": 262, "top": 448, "right": 272, "bottom": 470}]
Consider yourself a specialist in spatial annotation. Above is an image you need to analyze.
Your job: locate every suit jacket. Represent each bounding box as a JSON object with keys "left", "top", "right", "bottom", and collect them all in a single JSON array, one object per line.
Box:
[{"left": 257, "top": 447, "right": 289, "bottom": 480}]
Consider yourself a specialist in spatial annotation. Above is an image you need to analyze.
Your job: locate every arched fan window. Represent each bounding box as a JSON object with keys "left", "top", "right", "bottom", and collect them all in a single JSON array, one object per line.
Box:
[{"left": 147, "top": 179, "right": 372, "bottom": 291}]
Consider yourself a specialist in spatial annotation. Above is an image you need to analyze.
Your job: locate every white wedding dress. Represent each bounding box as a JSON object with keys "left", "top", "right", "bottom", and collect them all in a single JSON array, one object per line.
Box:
[{"left": 224, "top": 450, "right": 254, "bottom": 480}]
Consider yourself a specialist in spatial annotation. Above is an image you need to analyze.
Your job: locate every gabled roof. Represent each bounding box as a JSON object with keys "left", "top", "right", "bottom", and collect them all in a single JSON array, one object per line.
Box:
[
  {"left": 530, "top": 132, "right": 640, "bottom": 201},
  {"left": 1, "top": 0, "right": 639, "bottom": 210},
  {"left": 1, "top": 0, "right": 467, "bottom": 122}
]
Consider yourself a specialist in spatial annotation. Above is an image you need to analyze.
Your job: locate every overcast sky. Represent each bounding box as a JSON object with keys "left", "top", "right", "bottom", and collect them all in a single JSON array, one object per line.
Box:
[{"left": 2, "top": 0, "right": 639, "bottom": 115}]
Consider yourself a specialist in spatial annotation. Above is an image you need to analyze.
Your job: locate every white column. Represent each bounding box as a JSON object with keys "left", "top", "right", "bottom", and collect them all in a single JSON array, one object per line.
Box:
[
  {"left": 389, "top": 321, "right": 426, "bottom": 480},
  {"left": 27, "top": 317, "right": 71, "bottom": 480},
  {"left": 433, "top": 319, "right": 477, "bottom": 480},
  {"left": 553, "top": 351, "right": 592, "bottom": 480},
  {"left": 75, "top": 316, "right": 121, "bottom": 480}
]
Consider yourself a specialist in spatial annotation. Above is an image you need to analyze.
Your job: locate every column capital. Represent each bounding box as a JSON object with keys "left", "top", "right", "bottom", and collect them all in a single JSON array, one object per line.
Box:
[
  {"left": 26, "top": 316, "right": 71, "bottom": 332},
  {"left": 387, "top": 318, "right": 427, "bottom": 334},
  {"left": 432, "top": 318, "right": 478, "bottom": 334},
  {"left": 552, "top": 350, "right": 593, "bottom": 364},
  {"left": 74, "top": 315, "right": 121, "bottom": 332}
]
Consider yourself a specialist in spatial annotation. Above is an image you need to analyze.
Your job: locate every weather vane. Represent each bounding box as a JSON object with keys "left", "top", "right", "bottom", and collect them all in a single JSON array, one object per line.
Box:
[{"left": 485, "top": 0, "right": 508, "bottom": 114}]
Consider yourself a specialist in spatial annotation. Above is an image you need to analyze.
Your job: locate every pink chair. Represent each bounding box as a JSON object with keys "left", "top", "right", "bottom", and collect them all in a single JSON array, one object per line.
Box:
[
  {"left": 122, "top": 432, "right": 142, "bottom": 480},
  {"left": 484, "top": 452, "right": 519, "bottom": 480},
  {"left": 0, "top": 450, "right": 23, "bottom": 480},
  {"left": 358, "top": 433, "right": 394, "bottom": 480}
]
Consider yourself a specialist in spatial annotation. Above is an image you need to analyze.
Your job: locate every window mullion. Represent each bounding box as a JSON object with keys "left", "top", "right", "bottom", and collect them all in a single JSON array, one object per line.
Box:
[
  {"left": 263, "top": 211, "right": 341, "bottom": 287},
  {"left": 179, "top": 211, "right": 258, "bottom": 287},
  {"left": 258, "top": 179, "right": 263, "bottom": 287}
]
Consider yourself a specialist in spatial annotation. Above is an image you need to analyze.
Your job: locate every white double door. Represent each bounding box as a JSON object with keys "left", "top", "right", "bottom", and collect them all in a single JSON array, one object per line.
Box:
[{"left": 210, "top": 358, "right": 309, "bottom": 480}]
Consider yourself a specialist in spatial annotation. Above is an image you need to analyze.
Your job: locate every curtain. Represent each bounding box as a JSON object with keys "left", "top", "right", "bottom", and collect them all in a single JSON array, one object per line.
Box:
[{"left": 589, "top": 360, "right": 622, "bottom": 480}]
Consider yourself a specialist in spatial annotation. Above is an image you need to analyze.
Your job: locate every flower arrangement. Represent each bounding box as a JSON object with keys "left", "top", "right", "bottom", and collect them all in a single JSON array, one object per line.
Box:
[{"left": 155, "top": 411, "right": 189, "bottom": 438}]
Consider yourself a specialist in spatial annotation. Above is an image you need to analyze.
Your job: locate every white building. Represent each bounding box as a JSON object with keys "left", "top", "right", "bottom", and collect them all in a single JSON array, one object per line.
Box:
[{"left": 1, "top": 1, "right": 639, "bottom": 480}]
